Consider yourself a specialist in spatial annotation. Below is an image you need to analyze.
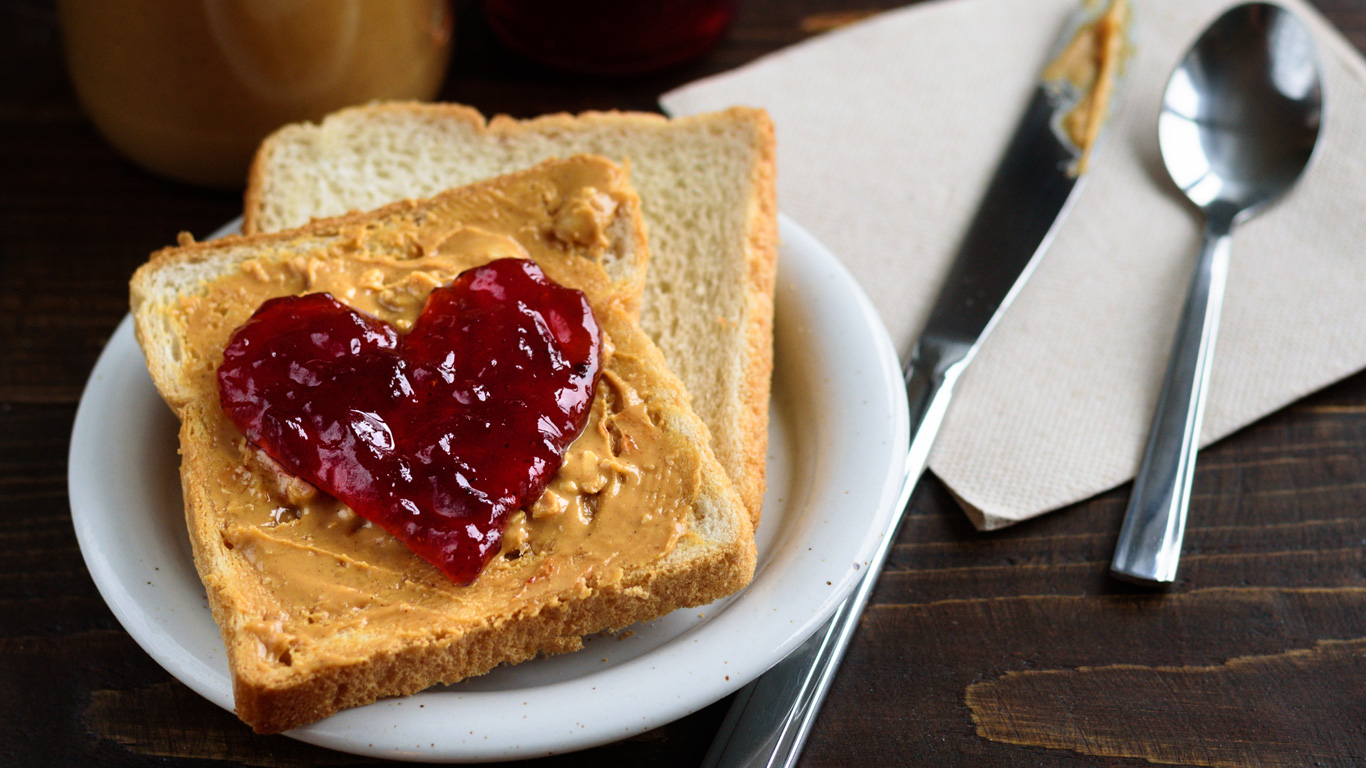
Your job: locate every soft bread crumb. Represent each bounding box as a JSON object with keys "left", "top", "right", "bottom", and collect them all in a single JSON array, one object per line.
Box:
[{"left": 244, "top": 104, "right": 778, "bottom": 527}]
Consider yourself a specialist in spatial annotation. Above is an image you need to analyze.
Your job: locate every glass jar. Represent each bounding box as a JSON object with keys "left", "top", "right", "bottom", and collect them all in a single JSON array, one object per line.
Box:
[
  {"left": 482, "top": 0, "right": 737, "bottom": 76},
  {"left": 59, "top": 0, "right": 453, "bottom": 187}
]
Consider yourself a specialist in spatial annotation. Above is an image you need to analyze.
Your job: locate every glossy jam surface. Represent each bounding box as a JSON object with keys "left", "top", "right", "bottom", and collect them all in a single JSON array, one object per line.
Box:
[{"left": 217, "top": 258, "right": 603, "bottom": 583}]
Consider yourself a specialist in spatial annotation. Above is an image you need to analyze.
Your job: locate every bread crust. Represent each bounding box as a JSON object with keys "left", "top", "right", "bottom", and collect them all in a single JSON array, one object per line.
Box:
[
  {"left": 735, "top": 112, "right": 779, "bottom": 526},
  {"left": 242, "top": 103, "right": 778, "bottom": 527},
  {"left": 139, "top": 158, "right": 755, "bottom": 733}
]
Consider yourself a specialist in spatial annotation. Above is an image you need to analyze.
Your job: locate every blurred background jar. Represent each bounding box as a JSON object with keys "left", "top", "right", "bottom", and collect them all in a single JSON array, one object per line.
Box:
[
  {"left": 482, "top": 0, "right": 737, "bottom": 75},
  {"left": 58, "top": 0, "right": 453, "bottom": 188}
]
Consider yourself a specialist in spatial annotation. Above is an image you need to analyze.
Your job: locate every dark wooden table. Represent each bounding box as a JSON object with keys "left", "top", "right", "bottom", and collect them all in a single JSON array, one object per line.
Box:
[{"left": 6, "top": 1, "right": 1366, "bottom": 765}]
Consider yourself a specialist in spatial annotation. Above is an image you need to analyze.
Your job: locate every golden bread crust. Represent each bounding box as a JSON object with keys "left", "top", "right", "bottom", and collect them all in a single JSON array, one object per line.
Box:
[{"left": 136, "top": 158, "right": 755, "bottom": 733}]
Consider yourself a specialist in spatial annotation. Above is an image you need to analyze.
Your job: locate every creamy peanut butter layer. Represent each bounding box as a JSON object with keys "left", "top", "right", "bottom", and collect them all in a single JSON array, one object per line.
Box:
[{"left": 167, "top": 163, "right": 692, "bottom": 674}]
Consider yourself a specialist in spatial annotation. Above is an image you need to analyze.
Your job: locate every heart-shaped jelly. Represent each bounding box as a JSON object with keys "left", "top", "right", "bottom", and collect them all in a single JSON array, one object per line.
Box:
[{"left": 217, "top": 258, "right": 603, "bottom": 583}]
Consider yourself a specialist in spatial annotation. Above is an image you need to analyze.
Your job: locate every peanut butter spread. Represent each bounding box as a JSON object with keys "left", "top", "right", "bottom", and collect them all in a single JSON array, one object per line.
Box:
[
  {"left": 167, "top": 163, "right": 693, "bottom": 674},
  {"left": 1043, "top": 0, "right": 1129, "bottom": 172}
]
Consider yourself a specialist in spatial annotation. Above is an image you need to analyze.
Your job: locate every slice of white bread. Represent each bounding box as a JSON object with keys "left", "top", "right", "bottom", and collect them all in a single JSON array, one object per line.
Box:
[
  {"left": 243, "top": 103, "right": 777, "bottom": 526},
  {"left": 133, "top": 156, "right": 756, "bottom": 734}
]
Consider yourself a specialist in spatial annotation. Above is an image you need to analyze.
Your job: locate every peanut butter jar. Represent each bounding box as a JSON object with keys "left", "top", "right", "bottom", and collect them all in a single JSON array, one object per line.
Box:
[{"left": 58, "top": 0, "right": 452, "bottom": 188}]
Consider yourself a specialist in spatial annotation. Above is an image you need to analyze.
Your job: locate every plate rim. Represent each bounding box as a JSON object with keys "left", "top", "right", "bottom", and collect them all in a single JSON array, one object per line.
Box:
[{"left": 68, "top": 213, "right": 909, "bottom": 761}]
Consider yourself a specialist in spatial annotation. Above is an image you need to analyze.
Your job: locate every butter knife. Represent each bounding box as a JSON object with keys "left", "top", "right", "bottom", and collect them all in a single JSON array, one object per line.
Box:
[{"left": 702, "top": 4, "right": 1130, "bottom": 766}]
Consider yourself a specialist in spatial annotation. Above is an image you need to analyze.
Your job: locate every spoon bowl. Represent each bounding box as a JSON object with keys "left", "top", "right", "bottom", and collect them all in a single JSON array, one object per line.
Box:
[
  {"left": 1157, "top": 3, "right": 1323, "bottom": 218},
  {"left": 1111, "top": 2, "right": 1323, "bottom": 585}
]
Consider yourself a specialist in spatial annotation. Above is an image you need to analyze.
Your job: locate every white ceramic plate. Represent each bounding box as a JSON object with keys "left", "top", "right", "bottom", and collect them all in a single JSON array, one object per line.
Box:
[{"left": 69, "top": 215, "right": 908, "bottom": 762}]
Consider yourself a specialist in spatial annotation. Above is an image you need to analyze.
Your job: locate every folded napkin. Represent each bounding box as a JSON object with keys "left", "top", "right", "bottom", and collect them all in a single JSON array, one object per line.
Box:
[{"left": 663, "top": 0, "right": 1366, "bottom": 529}]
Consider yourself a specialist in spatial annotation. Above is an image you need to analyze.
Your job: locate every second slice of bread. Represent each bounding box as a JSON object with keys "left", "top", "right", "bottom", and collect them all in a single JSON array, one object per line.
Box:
[
  {"left": 244, "top": 104, "right": 777, "bottom": 525},
  {"left": 134, "top": 156, "right": 756, "bottom": 733}
]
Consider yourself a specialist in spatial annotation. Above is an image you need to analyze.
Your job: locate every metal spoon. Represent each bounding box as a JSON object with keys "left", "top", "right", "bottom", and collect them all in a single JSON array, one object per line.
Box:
[{"left": 1111, "top": 2, "right": 1323, "bottom": 585}]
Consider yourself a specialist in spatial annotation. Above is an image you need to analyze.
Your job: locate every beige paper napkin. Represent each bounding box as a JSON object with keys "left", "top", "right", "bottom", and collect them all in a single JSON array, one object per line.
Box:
[{"left": 663, "top": 0, "right": 1366, "bottom": 529}]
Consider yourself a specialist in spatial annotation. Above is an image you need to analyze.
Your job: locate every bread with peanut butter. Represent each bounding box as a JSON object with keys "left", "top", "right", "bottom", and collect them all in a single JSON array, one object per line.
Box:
[
  {"left": 132, "top": 156, "right": 756, "bottom": 734},
  {"left": 243, "top": 103, "right": 777, "bottom": 527}
]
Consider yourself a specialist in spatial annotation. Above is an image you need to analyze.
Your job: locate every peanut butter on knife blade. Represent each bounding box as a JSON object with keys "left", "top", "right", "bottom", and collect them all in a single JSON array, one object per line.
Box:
[{"left": 1043, "top": 0, "right": 1131, "bottom": 172}]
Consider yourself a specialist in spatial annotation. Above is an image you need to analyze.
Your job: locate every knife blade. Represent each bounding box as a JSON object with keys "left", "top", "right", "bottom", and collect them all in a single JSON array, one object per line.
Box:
[{"left": 703, "top": 3, "right": 1130, "bottom": 766}]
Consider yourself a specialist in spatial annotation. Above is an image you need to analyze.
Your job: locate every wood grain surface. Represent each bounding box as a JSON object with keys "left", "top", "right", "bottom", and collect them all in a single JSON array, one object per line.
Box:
[{"left": 4, "top": 0, "right": 1366, "bottom": 766}]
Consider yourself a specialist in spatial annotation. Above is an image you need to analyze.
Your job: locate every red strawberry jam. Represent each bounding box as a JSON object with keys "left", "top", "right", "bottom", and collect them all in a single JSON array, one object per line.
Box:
[{"left": 217, "top": 258, "right": 603, "bottom": 584}]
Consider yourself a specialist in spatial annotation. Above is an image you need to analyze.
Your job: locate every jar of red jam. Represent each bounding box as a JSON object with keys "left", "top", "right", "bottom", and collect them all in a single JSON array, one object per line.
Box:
[{"left": 481, "top": 0, "right": 738, "bottom": 75}]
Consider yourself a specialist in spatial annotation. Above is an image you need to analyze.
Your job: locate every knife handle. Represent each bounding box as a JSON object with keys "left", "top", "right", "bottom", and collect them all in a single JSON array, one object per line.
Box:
[
  {"left": 1111, "top": 218, "right": 1233, "bottom": 585},
  {"left": 701, "top": 357, "right": 958, "bottom": 768}
]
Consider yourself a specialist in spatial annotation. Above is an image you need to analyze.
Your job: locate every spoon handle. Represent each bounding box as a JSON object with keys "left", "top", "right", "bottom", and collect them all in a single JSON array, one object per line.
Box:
[{"left": 1111, "top": 217, "right": 1233, "bottom": 585}]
